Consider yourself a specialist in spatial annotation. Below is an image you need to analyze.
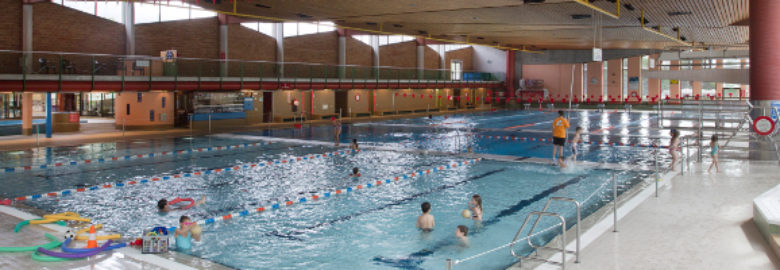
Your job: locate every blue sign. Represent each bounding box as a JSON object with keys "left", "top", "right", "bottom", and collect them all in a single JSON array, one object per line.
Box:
[
  {"left": 770, "top": 101, "right": 780, "bottom": 121},
  {"left": 244, "top": 97, "right": 254, "bottom": 111}
]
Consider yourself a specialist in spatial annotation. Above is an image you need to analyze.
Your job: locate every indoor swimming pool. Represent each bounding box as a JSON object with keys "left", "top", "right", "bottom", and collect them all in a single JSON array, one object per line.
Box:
[{"left": 1, "top": 109, "right": 666, "bottom": 269}]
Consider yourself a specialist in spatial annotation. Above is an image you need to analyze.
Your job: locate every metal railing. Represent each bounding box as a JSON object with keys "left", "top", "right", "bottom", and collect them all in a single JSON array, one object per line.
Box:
[
  {"left": 526, "top": 197, "right": 582, "bottom": 263},
  {"left": 0, "top": 50, "right": 503, "bottom": 91},
  {"left": 511, "top": 211, "right": 569, "bottom": 269}
]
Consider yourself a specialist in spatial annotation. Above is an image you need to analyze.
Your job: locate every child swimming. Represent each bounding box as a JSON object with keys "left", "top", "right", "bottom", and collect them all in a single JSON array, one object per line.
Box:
[
  {"left": 416, "top": 202, "right": 435, "bottom": 231},
  {"left": 455, "top": 225, "right": 469, "bottom": 246},
  {"left": 157, "top": 195, "right": 206, "bottom": 212},
  {"left": 350, "top": 139, "right": 359, "bottom": 150}
]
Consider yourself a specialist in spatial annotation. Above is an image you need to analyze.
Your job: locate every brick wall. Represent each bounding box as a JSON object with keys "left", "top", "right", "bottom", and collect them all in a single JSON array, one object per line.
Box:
[
  {"left": 379, "top": 41, "right": 416, "bottom": 68},
  {"left": 284, "top": 32, "right": 338, "bottom": 65},
  {"left": 135, "top": 18, "right": 220, "bottom": 76},
  {"left": 227, "top": 24, "right": 276, "bottom": 77},
  {"left": 346, "top": 36, "right": 372, "bottom": 67},
  {"left": 33, "top": 2, "right": 126, "bottom": 76},
  {"left": 0, "top": 0, "right": 22, "bottom": 73},
  {"left": 423, "top": 46, "right": 440, "bottom": 69},
  {"left": 445, "top": 47, "right": 474, "bottom": 71}
]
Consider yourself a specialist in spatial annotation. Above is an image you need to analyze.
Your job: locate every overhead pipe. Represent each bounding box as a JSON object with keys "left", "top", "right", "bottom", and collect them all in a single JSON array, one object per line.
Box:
[
  {"left": 573, "top": 0, "right": 620, "bottom": 19},
  {"left": 640, "top": 10, "right": 693, "bottom": 47}
]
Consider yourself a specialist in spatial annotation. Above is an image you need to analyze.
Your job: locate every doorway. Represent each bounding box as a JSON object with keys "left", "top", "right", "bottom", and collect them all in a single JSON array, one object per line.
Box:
[
  {"left": 174, "top": 91, "right": 193, "bottom": 127},
  {"left": 334, "top": 90, "right": 348, "bottom": 118},
  {"left": 262, "top": 91, "right": 273, "bottom": 122}
]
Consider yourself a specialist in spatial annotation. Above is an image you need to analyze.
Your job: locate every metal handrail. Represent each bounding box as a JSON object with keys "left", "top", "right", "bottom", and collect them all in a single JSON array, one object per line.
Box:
[
  {"left": 526, "top": 197, "right": 582, "bottom": 263},
  {"left": 510, "top": 211, "right": 567, "bottom": 269}
]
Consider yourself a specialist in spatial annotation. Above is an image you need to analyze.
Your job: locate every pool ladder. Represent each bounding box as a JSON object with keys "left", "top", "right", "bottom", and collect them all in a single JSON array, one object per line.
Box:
[{"left": 510, "top": 197, "right": 582, "bottom": 270}]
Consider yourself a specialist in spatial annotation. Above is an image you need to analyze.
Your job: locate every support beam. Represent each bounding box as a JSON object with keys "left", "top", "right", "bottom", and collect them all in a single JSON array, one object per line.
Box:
[
  {"left": 417, "top": 43, "right": 425, "bottom": 79},
  {"left": 749, "top": 0, "right": 780, "bottom": 160},
  {"left": 273, "top": 23, "right": 284, "bottom": 77},
  {"left": 22, "top": 4, "right": 33, "bottom": 71},
  {"left": 22, "top": 92, "right": 32, "bottom": 136},
  {"left": 338, "top": 34, "right": 346, "bottom": 78},
  {"left": 123, "top": 2, "right": 134, "bottom": 55},
  {"left": 219, "top": 24, "right": 228, "bottom": 76},
  {"left": 505, "top": 50, "right": 516, "bottom": 99}
]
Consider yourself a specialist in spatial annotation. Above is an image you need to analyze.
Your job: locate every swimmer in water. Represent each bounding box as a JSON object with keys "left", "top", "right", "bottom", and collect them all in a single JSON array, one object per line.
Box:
[
  {"left": 468, "top": 194, "right": 482, "bottom": 221},
  {"left": 455, "top": 225, "right": 469, "bottom": 246},
  {"left": 349, "top": 167, "right": 361, "bottom": 177},
  {"left": 350, "top": 139, "right": 359, "bottom": 151},
  {"left": 174, "top": 215, "right": 201, "bottom": 250},
  {"left": 158, "top": 195, "right": 206, "bottom": 212},
  {"left": 416, "top": 202, "right": 435, "bottom": 231}
]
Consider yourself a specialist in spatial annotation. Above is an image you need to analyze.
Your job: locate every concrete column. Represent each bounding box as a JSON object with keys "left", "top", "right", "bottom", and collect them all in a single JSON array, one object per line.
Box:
[
  {"left": 715, "top": 59, "right": 724, "bottom": 95},
  {"left": 22, "top": 92, "right": 33, "bottom": 135},
  {"left": 371, "top": 36, "right": 379, "bottom": 67},
  {"left": 627, "top": 56, "right": 642, "bottom": 102},
  {"left": 669, "top": 60, "right": 681, "bottom": 99},
  {"left": 647, "top": 55, "right": 661, "bottom": 100},
  {"left": 22, "top": 4, "right": 33, "bottom": 71},
  {"left": 273, "top": 23, "right": 284, "bottom": 77},
  {"left": 338, "top": 35, "right": 346, "bottom": 78},
  {"left": 606, "top": 59, "right": 622, "bottom": 102},
  {"left": 438, "top": 45, "right": 445, "bottom": 69},
  {"left": 416, "top": 44, "right": 425, "bottom": 79},
  {"left": 573, "top": 64, "right": 584, "bottom": 101},
  {"left": 692, "top": 60, "right": 702, "bottom": 97},
  {"left": 505, "top": 50, "right": 516, "bottom": 99},
  {"left": 122, "top": 2, "right": 135, "bottom": 55},
  {"left": 749, "top": 0, "right": 780, "bottom": 160},
  {"left": 586, "top": 62, "right": 604, "bottom": 101},
  {"left": 219, "top": 24, "right": 228, "bottom": 76},
  {"left": 740, "top": 58, "right": 749, "bottom": 97}
]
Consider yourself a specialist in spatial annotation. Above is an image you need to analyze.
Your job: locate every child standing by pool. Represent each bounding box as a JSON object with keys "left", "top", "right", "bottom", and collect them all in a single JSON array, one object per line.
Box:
[
  {"left": 708, "top": 134, "right": 720, "bottom": 173},
  {"left": 416, "top": 202, "right": 435, "bottom": 231},
  {"left": 332, "top": 117, "right": 342, "bottom": 146},
  {"left": 571, "top": 127, "right": 583, "bottom": 162},
  {"left": 669, "top": 129, "right": 681, "bottom": 171}
]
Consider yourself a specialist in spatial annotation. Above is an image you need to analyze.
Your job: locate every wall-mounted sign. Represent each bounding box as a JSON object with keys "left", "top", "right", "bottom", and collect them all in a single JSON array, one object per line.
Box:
[
  {"left": 592, "top": 48, "right": 602, "bottom": 62},
  {"left": 628, "top": 76, "right": 639, "bottom": 90},
  {"left": 160, "top": 50, "right": 177, "bottom": 63},
  {"left": 753, "top": 116, "right": 776, "bottom": 136},
  {"left": 355, "top": 94, "right": 361, "bottom": 102}
]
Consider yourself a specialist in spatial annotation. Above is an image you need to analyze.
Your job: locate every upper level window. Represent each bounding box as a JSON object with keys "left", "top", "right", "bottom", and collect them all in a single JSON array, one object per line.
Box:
[
  {"left": 451, "top": 60, "right": 463, "bottom": 81},
  {"left": 56, "top": 1, "right": 216, "bottom": 24},
  {"left": 58, "top": 0, "right": 123, "bottom": 23},
  {"left": 241, "top": 22, "right": 275, "bottom": 37},
  {"left": 282, "top": 21, "right": 336, "bottom": 37}
]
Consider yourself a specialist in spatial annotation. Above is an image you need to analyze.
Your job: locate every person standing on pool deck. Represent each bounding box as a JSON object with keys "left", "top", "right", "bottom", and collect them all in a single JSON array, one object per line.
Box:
[
  {"left": 552, "top": 110, "right": 570, "bottom": 162},
  {"left": 669, "top": 129, "right": 681, "bottom": 171},
  {"left": 332, "top": 117, "right": 342, "bottom": 146},
  {"left": 708, "top": 134, "right": 720, "bottom": 173}
]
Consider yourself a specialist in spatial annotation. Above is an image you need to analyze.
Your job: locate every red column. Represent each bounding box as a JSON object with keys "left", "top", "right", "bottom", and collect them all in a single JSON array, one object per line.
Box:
[
  {"left": 751, "top": 0, "right": 780, "bottom": 100},
  {"left": 505, "top": 50, "right": 516, "bottom": 99}
]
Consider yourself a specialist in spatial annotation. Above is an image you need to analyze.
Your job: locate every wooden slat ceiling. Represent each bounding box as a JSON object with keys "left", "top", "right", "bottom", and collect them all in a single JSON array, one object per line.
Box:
[{"left": 198, "top": 0, "right": 749, "bottom": 50}]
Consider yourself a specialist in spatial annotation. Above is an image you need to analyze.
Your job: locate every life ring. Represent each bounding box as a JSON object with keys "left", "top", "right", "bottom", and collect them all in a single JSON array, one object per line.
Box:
[{"left": 168, "top": 197, "right": 195, "bottom": 210}]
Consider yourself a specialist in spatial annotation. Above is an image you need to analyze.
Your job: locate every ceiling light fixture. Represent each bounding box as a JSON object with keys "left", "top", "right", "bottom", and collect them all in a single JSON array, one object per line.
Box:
[
  {"left": 667, "top": 11, "right": 692, "bottom": 16},
  {"left": 571, "top": 14, "right": 592, "bottom": 19},
  {"left": 254, "top": 4, "right": 271, "bottom": 8}
]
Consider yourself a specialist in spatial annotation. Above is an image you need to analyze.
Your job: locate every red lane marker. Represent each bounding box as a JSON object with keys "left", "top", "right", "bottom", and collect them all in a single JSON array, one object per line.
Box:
[
  {"left": 394, "top": 177, "right": 399, "bottom": 181},
  {"left": 162, "top": 151, "right": 168, "bottom": 155},
  {"left": 152, "top": 177, "right": 160, "bottom": 181},
  {"left": 47, "top": 193, "right": 57, "bottom": 197},
  {"left": 55, "top": 163, "right": 62, "bottom": 167},
  {"left": 376, "top": 180, "right": 382, "bottom": 185},
  {"left": 15, "top": 196, "right": 26, "bottom": 201},
  {"left": 296, "top": 157, "right": 302, "bottom": 161},
  {"left": 592, "top": 126, "right": 614, "bottom": 134},
  {"left": 103, "top": 184, "right": 112, "bottom": 188},
  {"left": 84, "top": 160, "right": 91, "bottom": 163},
  {"left": 76, "top": 188, "right": 85, "bottom": 192},
  {"left": 286, "top": 201, "right": 294, "bottom": 206},
  {"left": 24, "top": 166, "right": 31, "bottom": 170},
  {"left": 336, "top": 190, "right": 342, "bottom": 194},
  {"left": 137, "top": 154, "right": 143, "bottom": 158},
  {"left": 112, "top": 157, "right": 118, "bottom": 161},
  {"left": 357, "top": 185, "right": 362, "bottom": 189},
  {"left": 312, "top": 195, "right": 319, "bottom": 200},
  {"left": 174, "top": 174, "right": 181, "bottom": 178},
  {"left": 250, "top": 164, "right": 257, "bottom": 168},
  {"left": 128, "top": 181, "right": 137, "bottom": 185},
  {"left": 223, "top": 214, "right": 232, "bottom": 220},
  {"left": 503, "top": 123, "right": 535, "bottom": 130},
  {"left": 215, "top": 169, "right": 223, "bottom": 172},
  {"left": 233, "top": 166, "right": 240, "bottom": 170},
  {"left": 257, "top": 207, "right": 265, "bottom": 212}
]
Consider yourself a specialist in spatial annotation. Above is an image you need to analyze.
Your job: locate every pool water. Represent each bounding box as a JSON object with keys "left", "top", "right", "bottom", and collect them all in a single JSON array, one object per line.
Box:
[{"left": 2, "top": 109, "right": 664, "bottom": 270}]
